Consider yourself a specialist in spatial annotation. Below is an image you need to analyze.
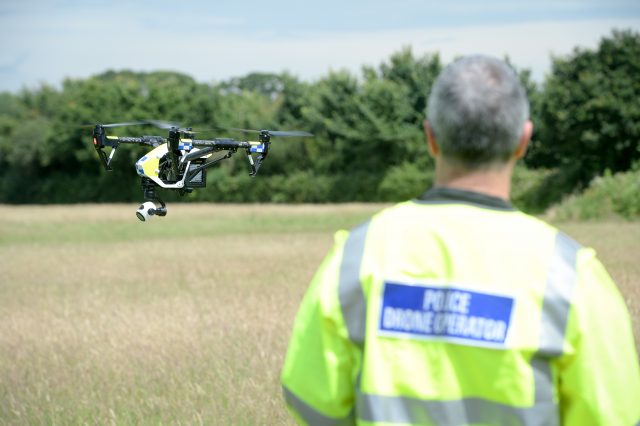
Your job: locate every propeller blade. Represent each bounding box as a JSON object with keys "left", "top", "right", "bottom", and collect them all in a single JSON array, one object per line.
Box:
[
  {"left": 144, "top": 119, "right": 209, "bottom": 134},
  {"left": 217, "top": 126, "right": 260, "bottom": 134},
  {"left": 102, "top": 121, "right": 148, "bottom": 128},
  {"left": 144, "top": 119, "right": 182, "bottom": 130},
  {"left": 216, "top": 126, "right": 313, "bottom": 137},
  {"left": 79, "top": 120, "right": 147, "bottom": 128},
  {"left": 269, "top": 130, "right": 313, "bottom": 137},
  {"left": 80, "top": 120, "right": 313, "bottom": 137}
]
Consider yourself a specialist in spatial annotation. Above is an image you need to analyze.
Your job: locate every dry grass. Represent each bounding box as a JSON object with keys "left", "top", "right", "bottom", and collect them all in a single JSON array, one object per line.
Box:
[
  {"left": 554, "top": 221, "right": 640, "bottom": 354},
  {"left": 1, "top": 235, "right": 317, "bottom": 424},
  {"left": 0, "top": 204, "right": 638, "bottom": 424},
  {"left": 0, "top": 203, "right": 382, "bottom": 425}
]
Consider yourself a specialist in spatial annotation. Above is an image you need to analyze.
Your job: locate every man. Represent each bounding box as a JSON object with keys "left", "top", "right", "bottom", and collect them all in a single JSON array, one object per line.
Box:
[{"left": 281, "top": 55, "right": 640, "bottom": 425}]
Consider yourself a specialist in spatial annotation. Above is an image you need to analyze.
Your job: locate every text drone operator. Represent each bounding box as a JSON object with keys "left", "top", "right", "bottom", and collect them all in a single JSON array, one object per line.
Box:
[{"left": 281, "top": 55, "right": 640, "bottom": 425}]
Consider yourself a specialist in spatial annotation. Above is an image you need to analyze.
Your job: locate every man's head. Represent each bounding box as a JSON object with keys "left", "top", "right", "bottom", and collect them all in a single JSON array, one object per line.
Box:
[{"left": 425, "top": 55, "right": 531, "bottom": 170}]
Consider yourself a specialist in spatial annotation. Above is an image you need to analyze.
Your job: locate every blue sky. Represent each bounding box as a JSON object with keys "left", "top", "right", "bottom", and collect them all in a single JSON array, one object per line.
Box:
[{"left": 1, "top": 0, "right": 639, "bottom": 93}]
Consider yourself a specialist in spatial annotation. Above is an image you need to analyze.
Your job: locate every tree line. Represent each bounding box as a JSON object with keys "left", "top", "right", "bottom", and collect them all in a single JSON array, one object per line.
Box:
[{"left": 0, "top": 29, "right": 638, "bottom": 213}]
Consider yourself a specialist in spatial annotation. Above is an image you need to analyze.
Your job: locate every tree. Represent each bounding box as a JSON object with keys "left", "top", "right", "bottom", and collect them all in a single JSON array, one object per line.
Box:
[{"left": 530, "top": 29, "right": 640, "bottom": 189}]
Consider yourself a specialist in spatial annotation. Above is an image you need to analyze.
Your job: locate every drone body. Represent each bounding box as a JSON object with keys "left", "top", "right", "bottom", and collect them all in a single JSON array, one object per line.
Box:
[
  {"left": 89, "top": 121, "right": 312, "bottom": 221},
  {"left": 135, "top": 142, "right": 209, "bottom": 189}
]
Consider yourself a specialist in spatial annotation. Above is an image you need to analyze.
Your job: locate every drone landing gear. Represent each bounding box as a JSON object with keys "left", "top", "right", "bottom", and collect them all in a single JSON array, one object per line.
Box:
[{"left": 136, "top": 178, "right": 167, "bottom": 222}]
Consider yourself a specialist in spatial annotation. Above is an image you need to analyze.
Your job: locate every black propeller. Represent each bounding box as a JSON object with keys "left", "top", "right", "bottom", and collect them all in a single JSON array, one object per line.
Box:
[
  {"left": 218, "top": 126, "right": 313, "bottom": 137},
  {"left": 144, "top": 119, "right": 183, "bottom": 130},
  {"left": 269, "top": 130, "right": 314, "bottom": 137},
  {"left": 80, "top": 120, "right": 313, "bottom": 137},
  {"left": 80, "top": 120, "right": 149, "bottom": 128},
  {"left": 142, "top": 120, "right": 214, "bottom": 135}
]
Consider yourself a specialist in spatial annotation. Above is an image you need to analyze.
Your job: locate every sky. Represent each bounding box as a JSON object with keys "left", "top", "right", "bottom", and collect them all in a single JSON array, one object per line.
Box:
[{"left": 0, "top": 0, "right": 639, "bottom": 93}]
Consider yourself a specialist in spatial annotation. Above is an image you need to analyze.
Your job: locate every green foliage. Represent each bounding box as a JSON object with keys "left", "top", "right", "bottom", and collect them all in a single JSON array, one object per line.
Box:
[
  {"left": 377, "top": 162, "right": 432, "bottom": 202},
  {"left": 295, "top": 48, "right": 439, "bottom": 199},
  {"left": 529, "top": 29, "right": 640, "bottom": 191},
  {"left": 1, "top": 32, "right": 639, "bottom": 216},
  {"left": 551, "top": 168, "right": 640, "bottom": 220},
  {"left": 510, "top": 165, "right": 555, "bottom": 213}
]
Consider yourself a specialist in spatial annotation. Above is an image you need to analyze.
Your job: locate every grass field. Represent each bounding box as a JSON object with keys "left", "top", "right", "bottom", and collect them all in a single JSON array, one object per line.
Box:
[{"left": 1, "top": 203, "right": 638, "bottom": 425}]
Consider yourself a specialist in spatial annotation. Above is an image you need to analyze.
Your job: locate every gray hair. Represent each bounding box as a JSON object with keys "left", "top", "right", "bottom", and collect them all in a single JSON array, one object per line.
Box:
[{"left": 427, "top": 55, "right": 529, "bottom": 168}]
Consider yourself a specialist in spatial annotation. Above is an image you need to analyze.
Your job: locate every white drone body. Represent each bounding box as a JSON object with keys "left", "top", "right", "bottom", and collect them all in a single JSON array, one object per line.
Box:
[{"left": 135, "top": 140, "right": 207, "bottom": 189}]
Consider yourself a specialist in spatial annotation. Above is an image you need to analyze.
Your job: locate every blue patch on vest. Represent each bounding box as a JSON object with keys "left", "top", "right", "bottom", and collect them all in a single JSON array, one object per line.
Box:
[{"left": 379, "top": 282, "right": 514, "bottom": 347}]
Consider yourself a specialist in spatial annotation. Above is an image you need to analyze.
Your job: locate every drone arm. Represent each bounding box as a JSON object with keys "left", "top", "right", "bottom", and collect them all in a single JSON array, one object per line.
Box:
[
  {"left": 187, "top": 138, "right": 269, "bottom": 176},
  {"left": 93, "top": 131, "right": 166, "bottom": 171},
  {"left": 117, "top": 136, "right": 165, "bottom": 146},
  {"left": 184, "top": 151, "right": 235, "bottom": 184},
  {"left": 192, "top": 139, "right": 250, "bottom": 149},
  {"left": 93, "top": 124, "right": 164, "bottom": 170},
  {"left": 180, "top": 145, "right": 231, "bottom": 163}
]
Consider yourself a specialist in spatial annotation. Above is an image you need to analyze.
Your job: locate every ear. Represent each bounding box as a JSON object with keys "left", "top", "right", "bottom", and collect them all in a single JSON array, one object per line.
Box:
[
  {"left": 424, "top": 120, "right": 440, "bottom": 157},
  {"left": 514, "top": 120, "right": 533, "bottom": 160}
]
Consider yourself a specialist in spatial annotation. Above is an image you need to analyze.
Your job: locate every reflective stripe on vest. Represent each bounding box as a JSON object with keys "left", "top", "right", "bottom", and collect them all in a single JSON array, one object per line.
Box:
[
  {"left": 538, "top": 231, "right": 581, "bottom": 357},
  {"left": 283, "top": 386, "right": 354, "bottom": 426},
  {"left": 357, "top": 392, "right": 557, "bottom": 425},
  {"left": 336, "top": 226, "right": 581, "bottom": 425},
  {"left": 338, "top": 221, "right": 371, "bottom": 347},
  {"left": 529, "top": 231, "right": 582, "bottom": 425}
]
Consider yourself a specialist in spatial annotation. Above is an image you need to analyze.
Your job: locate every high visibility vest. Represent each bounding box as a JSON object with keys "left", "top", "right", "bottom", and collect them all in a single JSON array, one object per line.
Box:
[{"left": 281, "top": 187, "right": 640, "bottom": 426}]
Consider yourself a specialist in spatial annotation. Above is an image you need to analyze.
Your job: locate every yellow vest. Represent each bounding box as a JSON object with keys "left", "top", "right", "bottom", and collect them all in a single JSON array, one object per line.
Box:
[{"left": 282, "top": 188, "right": 640, "bottom": 426}]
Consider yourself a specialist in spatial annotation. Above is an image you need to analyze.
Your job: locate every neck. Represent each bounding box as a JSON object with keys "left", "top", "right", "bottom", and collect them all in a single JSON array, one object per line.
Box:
[{"left": 433, "top": 159, "right": 514, "bottom": 200}]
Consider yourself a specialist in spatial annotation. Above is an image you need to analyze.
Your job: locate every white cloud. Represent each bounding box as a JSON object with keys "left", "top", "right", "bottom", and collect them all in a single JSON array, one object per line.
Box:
[
  {"left": 1, "top": 15, "right": 639, "bottom": 91},
  {"left": 242, "top": 18, "right": 639, "bottom": 82}
]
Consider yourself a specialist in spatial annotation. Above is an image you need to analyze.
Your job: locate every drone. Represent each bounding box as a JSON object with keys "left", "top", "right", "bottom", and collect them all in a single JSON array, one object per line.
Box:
[{"left": 89, "top": 120, "right": 312, "bottom": 221}]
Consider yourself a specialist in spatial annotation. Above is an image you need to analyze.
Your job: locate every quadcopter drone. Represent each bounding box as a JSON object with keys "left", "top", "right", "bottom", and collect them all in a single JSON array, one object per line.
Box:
[{"left": 90, "top": 120, "right": 312, "bottom": 221}]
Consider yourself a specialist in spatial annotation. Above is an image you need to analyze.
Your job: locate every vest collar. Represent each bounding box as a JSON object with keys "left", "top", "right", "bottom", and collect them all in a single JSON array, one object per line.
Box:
[{"left": 415, "top": 186, "right": 516, "bottom": 211}]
